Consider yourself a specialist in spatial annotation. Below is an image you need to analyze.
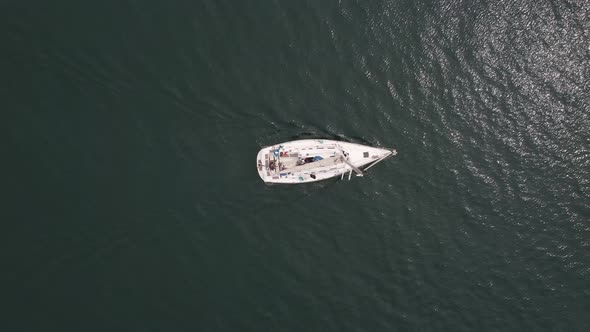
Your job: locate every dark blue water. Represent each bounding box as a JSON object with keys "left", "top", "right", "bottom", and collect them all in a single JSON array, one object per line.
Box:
[{"left": 4, "top": 0, "right": 590, "bottom": 330}]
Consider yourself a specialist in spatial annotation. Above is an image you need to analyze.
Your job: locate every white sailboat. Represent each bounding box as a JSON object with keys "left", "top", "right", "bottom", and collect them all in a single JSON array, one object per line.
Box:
[{"left": 256, "top": 139, "right": 397, "bottom": 184}]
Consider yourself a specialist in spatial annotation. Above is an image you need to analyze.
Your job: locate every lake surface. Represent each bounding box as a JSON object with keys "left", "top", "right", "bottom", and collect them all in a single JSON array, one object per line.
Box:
[{"left": 4, "top": 0, "right": 590, "bottom": 330}]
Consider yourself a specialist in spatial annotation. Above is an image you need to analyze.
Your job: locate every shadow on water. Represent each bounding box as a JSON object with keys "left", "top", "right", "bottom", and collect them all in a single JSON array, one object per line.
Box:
[{"left": 287, "top": 132, "right": 374, "bottom": 146}]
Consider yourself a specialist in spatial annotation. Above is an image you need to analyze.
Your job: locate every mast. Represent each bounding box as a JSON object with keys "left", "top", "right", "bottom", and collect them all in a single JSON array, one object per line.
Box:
[
  {"left": 342, "top": 156, "right": 364, "bottom": 176},
  {"left": 363, "top": 149, "right": 396, "bottom": 171},
  {"left": 337, "top": 147, "right": 364, "bottom": 177}
]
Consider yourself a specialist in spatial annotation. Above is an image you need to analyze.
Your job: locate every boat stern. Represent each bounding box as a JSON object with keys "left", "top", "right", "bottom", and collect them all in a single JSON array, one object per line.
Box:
[{"left": 256, "top": 147, "right": 269, "bottom": 182}]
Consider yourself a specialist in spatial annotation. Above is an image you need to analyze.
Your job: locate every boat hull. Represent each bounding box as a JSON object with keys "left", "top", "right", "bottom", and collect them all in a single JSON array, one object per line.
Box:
[{"left": 256, "top": 139, "right": 396, "bottom": 184}]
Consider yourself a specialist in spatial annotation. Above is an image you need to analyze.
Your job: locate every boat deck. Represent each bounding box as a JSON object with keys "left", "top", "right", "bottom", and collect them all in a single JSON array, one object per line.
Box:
[{"left": 256, "top": 139, "right": 395, "bottom": 184}]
